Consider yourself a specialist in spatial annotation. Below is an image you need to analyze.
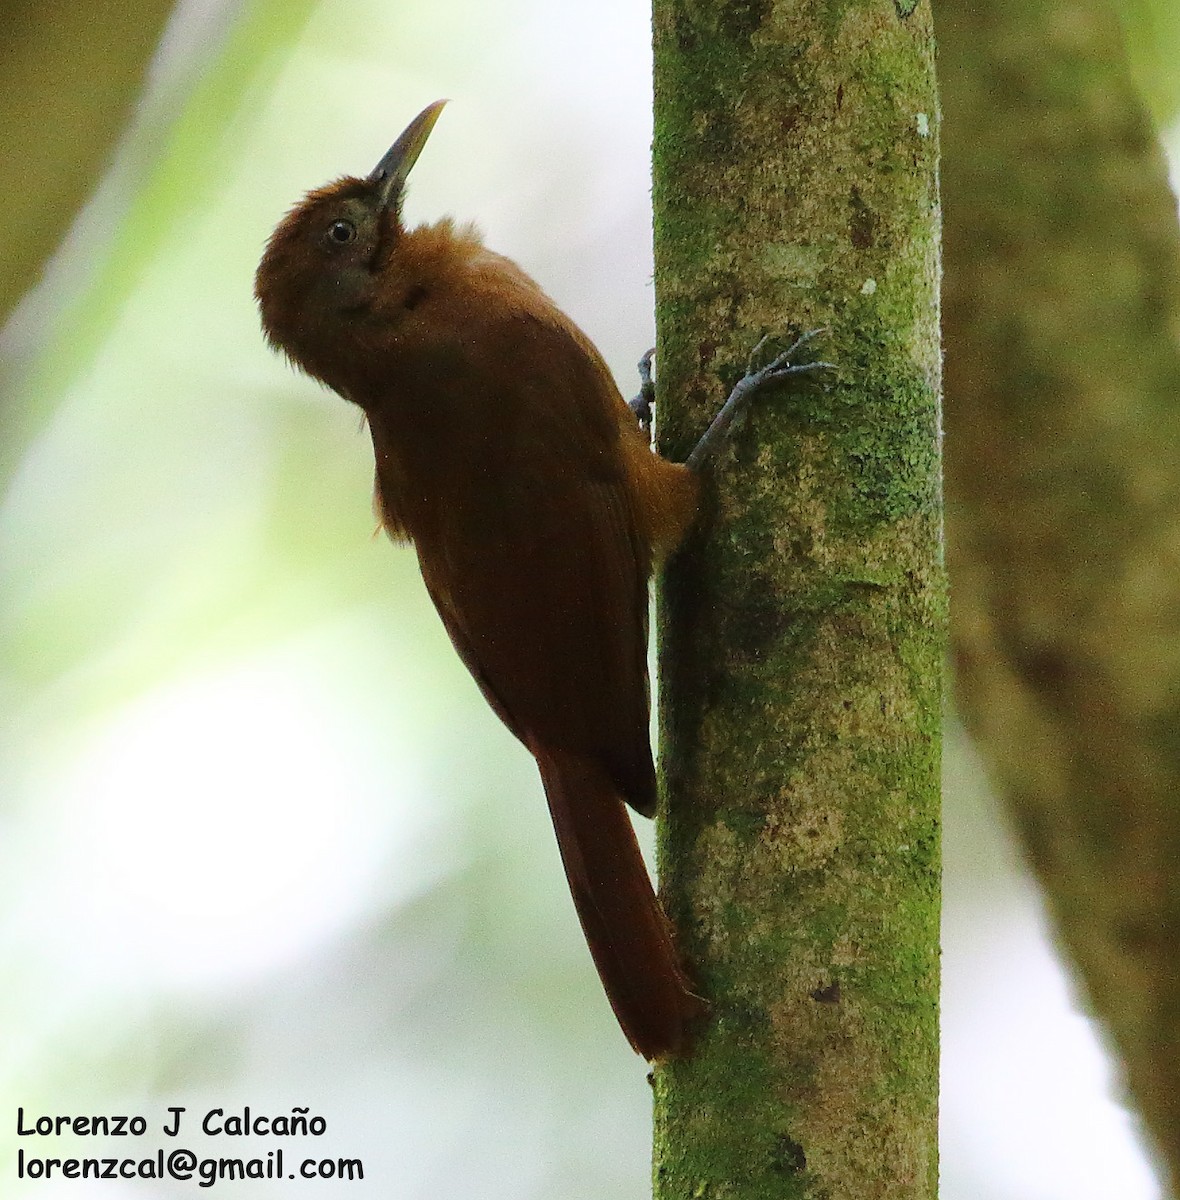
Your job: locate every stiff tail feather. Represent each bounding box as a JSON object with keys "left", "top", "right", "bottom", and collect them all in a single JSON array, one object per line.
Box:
[{"left": 533, "top": 746, "right": 701, "bottom": 1060}]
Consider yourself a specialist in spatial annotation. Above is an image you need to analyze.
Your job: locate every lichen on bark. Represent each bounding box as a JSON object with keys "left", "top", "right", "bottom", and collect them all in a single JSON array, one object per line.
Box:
[{"left": 651, "top": 0, "right": 943, "bottom": 1196}]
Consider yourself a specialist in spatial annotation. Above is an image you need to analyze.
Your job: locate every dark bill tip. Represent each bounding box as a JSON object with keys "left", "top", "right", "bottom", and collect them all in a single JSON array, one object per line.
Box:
[{"left": 369, "top": 99, "right": 448, "bottom": 211}]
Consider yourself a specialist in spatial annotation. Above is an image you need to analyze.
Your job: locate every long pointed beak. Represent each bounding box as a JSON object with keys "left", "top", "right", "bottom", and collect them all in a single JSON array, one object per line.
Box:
[{"left": 369, "top": 99, "right": 448, "bottom": 211}]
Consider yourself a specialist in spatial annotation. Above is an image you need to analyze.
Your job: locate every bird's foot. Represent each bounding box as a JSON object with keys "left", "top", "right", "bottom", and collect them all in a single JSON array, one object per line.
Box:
[
  {"left": 685, "top": 329, "right": 835, "bottom": 473},
  {"left": 628, "top": 348, "right": 656, "bottom": 436}
]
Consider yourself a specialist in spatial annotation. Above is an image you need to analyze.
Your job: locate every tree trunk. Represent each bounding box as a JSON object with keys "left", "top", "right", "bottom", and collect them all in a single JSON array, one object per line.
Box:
[
  {"left": 939, "top": 0, "right": 1180, "bottom": 1183},
  {"left": 650, "top": 1, "right": 944, "bottom": 1195},
  {"left": 0, "top": 0, "right": 177, "bottom": 330}
]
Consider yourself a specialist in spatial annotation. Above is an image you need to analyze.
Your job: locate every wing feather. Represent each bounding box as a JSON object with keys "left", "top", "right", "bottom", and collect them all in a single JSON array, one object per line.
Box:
[{"left": 372, "top": 301, "right": 657, "bottom": 815}]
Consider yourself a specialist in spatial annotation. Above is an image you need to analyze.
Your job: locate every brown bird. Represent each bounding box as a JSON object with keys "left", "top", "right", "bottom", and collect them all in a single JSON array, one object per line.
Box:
[{"left": 255, "top": 101, "right": 828, "bottom": 1060}]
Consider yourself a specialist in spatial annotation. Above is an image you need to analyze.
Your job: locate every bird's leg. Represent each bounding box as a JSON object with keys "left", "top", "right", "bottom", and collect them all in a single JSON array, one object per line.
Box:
[
  {"left": 628, "top": 348, "right": 656, "bottom": 436},
  {"left": 685, "top": 329, "right": 834, "bottom": 473}
]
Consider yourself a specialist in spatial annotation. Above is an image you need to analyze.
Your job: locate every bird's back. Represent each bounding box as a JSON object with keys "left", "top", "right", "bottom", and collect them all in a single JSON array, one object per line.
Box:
[{"left": 366, "top": 224, "right": 660, "bottom": 813}]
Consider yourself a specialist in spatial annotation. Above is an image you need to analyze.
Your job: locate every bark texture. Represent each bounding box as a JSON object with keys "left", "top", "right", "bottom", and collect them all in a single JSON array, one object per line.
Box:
[
  {"left": 939, "top": 0, "right": 1180, "bottom": 1183},
  {"left": 650, "top": 1, "right": 943, "bottom": 1195}
]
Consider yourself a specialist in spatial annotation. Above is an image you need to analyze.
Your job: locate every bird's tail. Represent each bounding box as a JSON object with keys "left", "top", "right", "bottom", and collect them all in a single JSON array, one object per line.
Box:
[{"left": 533, "top": 746, "right": 701, "bottom": 1060}]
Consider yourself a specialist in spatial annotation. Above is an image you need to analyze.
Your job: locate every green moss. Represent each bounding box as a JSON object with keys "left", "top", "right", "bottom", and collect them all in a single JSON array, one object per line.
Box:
[
  {"left": 654, "top": 1038, "right": 819, "bottom": 1198},
  {"left": 652, "top": 0, "right": 941, "bottom": 1193}
]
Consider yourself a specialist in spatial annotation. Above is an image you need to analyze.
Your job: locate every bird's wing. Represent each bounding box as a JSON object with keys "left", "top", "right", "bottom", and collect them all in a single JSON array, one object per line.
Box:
[{"left": 376, "top": 303, "right": 658, "bottom": 816}]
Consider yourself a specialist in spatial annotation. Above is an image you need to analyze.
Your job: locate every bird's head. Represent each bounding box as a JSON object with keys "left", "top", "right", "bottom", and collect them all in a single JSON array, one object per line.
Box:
[{"left": 254, "top": 100, "right": 447, "bottom": 381}]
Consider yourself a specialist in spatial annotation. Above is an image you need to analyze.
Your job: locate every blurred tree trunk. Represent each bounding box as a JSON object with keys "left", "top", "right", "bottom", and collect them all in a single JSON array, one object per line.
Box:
[
  {"left": 650, "top": 1, "right": 943, "bottom": 1195},
  {"left": 0, "top": 0, "right": 179, "bottom": 328},
  {"left": 940, "top": 0, "right": 1180, "bottom": 1186}
]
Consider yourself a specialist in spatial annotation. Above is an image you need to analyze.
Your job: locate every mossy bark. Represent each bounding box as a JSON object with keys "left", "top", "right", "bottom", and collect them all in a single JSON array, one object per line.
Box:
[
  {"left": 650, "top": 1, "right": 943, "bottom": 1196},
  {"left": 939, "top": 0, "right": 1180, "bottom": 1183}
]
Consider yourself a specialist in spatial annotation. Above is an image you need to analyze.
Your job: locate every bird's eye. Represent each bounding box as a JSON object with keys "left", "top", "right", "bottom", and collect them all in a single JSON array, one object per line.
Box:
[{"left": 326, "top": 219, "right": 357, "bottom": 245}]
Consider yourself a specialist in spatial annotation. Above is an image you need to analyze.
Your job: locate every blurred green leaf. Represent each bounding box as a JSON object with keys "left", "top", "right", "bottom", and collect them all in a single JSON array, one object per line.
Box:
[{"left": 1117, "top": 0, "right": 1180, "bottom": 125}]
